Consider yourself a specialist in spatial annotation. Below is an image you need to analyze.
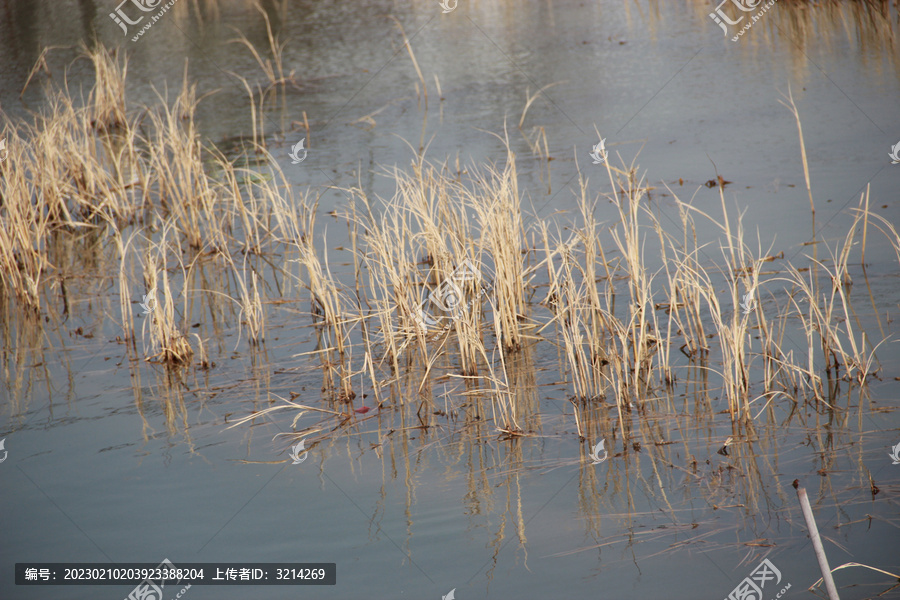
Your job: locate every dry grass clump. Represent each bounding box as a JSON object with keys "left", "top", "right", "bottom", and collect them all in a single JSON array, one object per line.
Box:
[
  {"left": 540, "top": 165, "right": 663, "bottom": 420},
  {"left": 778, "top": 191, "right": 886, "bottom": 390},
  {"left": 465, "top": 146, "right": 528, "bottom": 353},
  {"left": 0, "top": 43, "right": 286, "bottom": 368},
  {"left": 543, "top": 243, "right": 607, "bottom": 437},
  {"left": 272, "top": 187, "right": 358, "bottom": 401},
  {"left": 141, "top": 224, "right": 194, "bottom": 367},
  {"left": 275, "top": 193, "right": 344, "bottom": 329},
  {"left": 348, "top": 142, "right": 531, "bottom": 382},
  {"left": 83, "top": 43, "right": 129, "bottom": 131},
  {"left": 0, "top": 130, "right": 51, "bottom": 314},
  {"left": 0, "top": 90, "right": 134, "bottom": 315},
  {"left": 0, "top": 45, "right": 141, "bottom": 314},
  {"left": 145, "top": 88, "right": 220, "bottom": 251},
  {"left": 532, "top": 147, "right": 890, "bottom": 430},
  {"left": 224, "top": 255, "right": 266, "bottom": 347},
  {"left": 351, "top": 159, "right": 484, "bottom": 375}
]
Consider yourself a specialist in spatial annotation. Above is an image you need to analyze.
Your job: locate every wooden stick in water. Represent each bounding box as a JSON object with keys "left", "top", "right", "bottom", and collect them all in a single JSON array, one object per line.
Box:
[{"left": 794, "top": 481, "right": 840, "bottom": 600}]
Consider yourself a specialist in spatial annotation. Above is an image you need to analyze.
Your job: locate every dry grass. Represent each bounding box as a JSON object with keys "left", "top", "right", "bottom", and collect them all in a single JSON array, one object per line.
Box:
[
  {"left": 83, "top": 43, "right": 128, "bottom": 131},
  {"left": 0, "top": 41, "right": 894, "bottom": 438},
  {"left": 273, "top": 188, "right": 358, "bottom": 401},
  {"left": 0, "top": 29, "right": 896, "bottom": 581},
  {"left": 145, "top": 84, "right": 220, "bottom": 250},
  {"left": 230, "top": 3, "right": 292, "bottom": 92},
  {"left": 0, "top": 129, "right": 52, "bottom": 314},
  {"left": 141, "top": 223, "right": 194, "bottom": 367},
  {"left": 466, "top": 138, "right": 528, "bottom": 353}
]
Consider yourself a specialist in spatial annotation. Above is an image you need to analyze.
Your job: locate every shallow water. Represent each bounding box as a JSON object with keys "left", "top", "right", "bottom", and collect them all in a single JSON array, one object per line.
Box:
[{"left": 2, "top": 0, "right": 900, "bottom": 599}]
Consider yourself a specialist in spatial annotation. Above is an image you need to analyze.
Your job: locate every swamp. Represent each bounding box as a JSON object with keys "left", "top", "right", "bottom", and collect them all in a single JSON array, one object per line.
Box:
[{"left": 1, "top": 0, "right": 899, "bottom": 598}]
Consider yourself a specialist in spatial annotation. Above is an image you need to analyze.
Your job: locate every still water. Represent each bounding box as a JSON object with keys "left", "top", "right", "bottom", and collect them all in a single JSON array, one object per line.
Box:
[{"left": 1, "top": 0, "right": 899, "bottom": 599}]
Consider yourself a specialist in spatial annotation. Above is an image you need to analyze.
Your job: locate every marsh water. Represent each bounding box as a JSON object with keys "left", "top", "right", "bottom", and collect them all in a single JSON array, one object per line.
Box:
[{"left": 2, "top": 0, "right": 900, "bottom": 599}]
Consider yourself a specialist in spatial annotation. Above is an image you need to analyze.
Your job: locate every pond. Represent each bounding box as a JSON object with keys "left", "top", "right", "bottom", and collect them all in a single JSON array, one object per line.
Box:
[{"left": 1, "top": 0, "right": 899, "bottom": 599}]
